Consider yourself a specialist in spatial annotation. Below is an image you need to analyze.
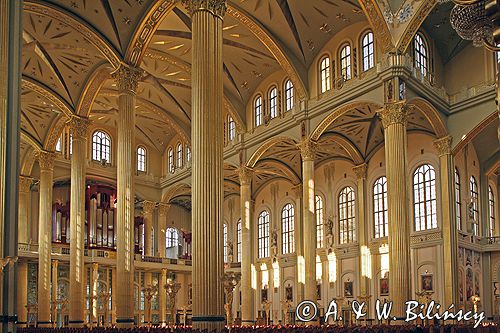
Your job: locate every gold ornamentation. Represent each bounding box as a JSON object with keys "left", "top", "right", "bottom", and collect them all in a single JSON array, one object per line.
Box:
[
  {"left": 68, "top": 116, "right": 91, "bottom": 140},
  {"left": 44, "top": 116, "right": 66, "bottom": 151},
  {"left": 396, "top": 0, "right": 437, "bottom": 52},
  {"left": 112, "top": 65, "right": 143, "bottom": 95},
  {"left": 23, "top": 1, "right": 121, "bottom": 69},
  {"left": 357, "top": 0, "right": 394, "bottom": 53},
  {"left": 22, "top": 78, "right": 73, "bottom": 118},
  {"left": 297, "top": 138, "right": 317, "bottom": 161},
  {"left": 433, "top": 136, "right": 453, "bottom": 156},
  {"left": 142, "top": 200, "right": 157, "bottom": 215},
  {"left": 237, "top": 166, "right": 253, "bottom": 186},
  {"left": 126, "top": 0, "right": 177, "bottom": 65},
  {"left": 19, "top": 176, "right": 33, "bottom": 193},
  {"left": 182, "top": 0, "right": 227, "bottom": 18},
  {"left": 78, "top": 65, "right": 109, "bottom": 117},
  {"left": 158, "top": 203, "right": 171, "bottom": 217},
  {"left": 36, "top": 151, "right": 56, "bottom": 171},
  {"left": 353, "top": 164, "right": 368, "bottom": 180},
  {"left": 377, "top": 101, "right": 411, "bottom": 128},
  {"left": 226, "top": 5, "right": 308, "bottom": 100}
]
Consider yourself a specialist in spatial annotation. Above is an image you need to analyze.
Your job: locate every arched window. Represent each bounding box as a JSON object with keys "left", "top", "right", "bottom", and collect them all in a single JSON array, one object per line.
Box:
[
  {"left": 254, "top": 96, "right": 263, "bottom": 127},
  {"left": 373, "top": 176, "right": 388, "bottom": 238},
  {"left": 228, "top": 116, "right": 236, "bottom": 141},
  {"left": 470, "top": 176, "right": 479, "bottom": 236},
  {"left": 237, "top": 219, "right": 242, "bottom": 262},
  {"left": 361, "top": 31, "right": 374, "bottom": 71},
  {"left": 137, "top": 146, "right": 146, "bottom": 172},
  {"left": 167, "top": 148, "right": 174, "bottom": 173},
  {"left": 166, "top": 228, "right": 178, "bottom": 248},
  {"left": 455, "top": 168, "right": 462, "bottom": 230},
  {"left": 413, "top": 164, "right": 437, "bottom": 231},
  {"left": 339, "top": 186, "right": 356, "bottom": 243},
  {"left": 186, "top": 146, "right": 191, "bottom": 162},
  {"left": 282, "top": 203, "right": 295, "bottom": 254},
  {"left": 315, "top": 195, "right": 324, "bottom": 248},
  {"left": 176, "top": 143, "right": 183, "bottom": 169},
  {"left": 269, "top": 87, "right": 278, "bottom": 119},
  {"left": 92, "top": 130, "right": 111, "bottom": 163},
  {"left": 284, "top": 80, "right": 294, "bottom": 111},
  {"left": 55, "top": 137, "right": 62, "bottom": 152},
  {"left": 340, "top": 44, "right": 352, "bottom": 81},
  {"left": 223, "top": 224, "right": 228, "bottom": 263},
  {"left": 414, "top": 33, "right": 428, "bottom": 77},
  {"left": 489, "top": 186, "right": 496, "bottom": 237},
  {"left": 258, "top": 211, "right": 270, "bottom": 258},
  {"left": 320, "top": 56, "right": 331, "bottom": 93}
]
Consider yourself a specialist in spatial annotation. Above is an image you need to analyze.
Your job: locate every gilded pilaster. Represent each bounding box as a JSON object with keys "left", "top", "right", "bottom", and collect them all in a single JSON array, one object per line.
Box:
[
  {"left": 36, "top": 150, "right": 56, "bottom": 326},
  {"left": 158, "top": 203, "right": 171, "bottom": 258},
  {"left": 353, "top": 163, "right": 369, "bottom": 297},
  {"left": 18, "top": 176, "right": 33, "bottom": 244},
  {"left": 142, "top": 200, "right": 156, "bottom": 257},
  {"left": 17, "top": 260, "right": 28, "bottom": 327},
  {"left": 160, "top": 268, "right": 168, "bottom": 324},
  {"left": 112, "top": 64, "right": 142, "bottom": 327},
  {"left": 377, "top": 101, "right": 411, "bottom": 318},
  {"left": 298, "top": 139, "right": 317, "bottom": 303},
  {"left": 433, "top": 135, "right": 458, "bottom": 306},
  {"left": 238, "top": 166, "right": 254, "bottom": 323},
  {"left": 68, "top": 115, "right": 90, "bottom": 326},
  {"left": 186, "top": 0, "right": 227, "bottom": 329},
  {"left": 51, "top": 260, "right": 59, "bottom": 325}
]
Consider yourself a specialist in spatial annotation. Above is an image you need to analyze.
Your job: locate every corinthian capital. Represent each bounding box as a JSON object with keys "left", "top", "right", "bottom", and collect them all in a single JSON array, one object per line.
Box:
[
  {"left": 181, "top": 0, "right": 227, "bottom": 17},
  {"left": 377, "top": 101, "right": 411, "bottom": 129},
  {"left": 297, "top": 138, "right": 317, "bottom": 161},
  {"left": 112, "top": 65, "right": 143, "bottom": 94},
  {"left": 68, "top": 116, "right": 91, "bottom": 140},
  {"left": 433, "top": 135, "right": 453, "bottom": 156},
  {"left": 19, "top": 176, "right": 33, "bottom": 193},
  {"left": 36, "top": 151, "right": 56, "bottom": 171},
  {"left": 237, "top": 166, "right": 253, "bottom": 186},
  {"left": 142, "top": 200, "right": 157, "bottom": 215},
  {"left": 353, "top": 163, "right": 368, "bottom": 180},
  {"left": 158, "top": 203, "right": 171, "bottom": 217}
]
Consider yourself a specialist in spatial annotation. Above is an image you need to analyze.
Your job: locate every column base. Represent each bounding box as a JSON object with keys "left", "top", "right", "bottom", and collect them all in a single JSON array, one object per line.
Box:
[{"left": 192, "top": 316, "right": 225, "bottom": 332}]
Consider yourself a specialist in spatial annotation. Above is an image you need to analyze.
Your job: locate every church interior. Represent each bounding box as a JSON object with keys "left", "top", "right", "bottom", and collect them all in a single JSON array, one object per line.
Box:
[{"left": 0, "top": 0, "right": 499, "bottom": 332}]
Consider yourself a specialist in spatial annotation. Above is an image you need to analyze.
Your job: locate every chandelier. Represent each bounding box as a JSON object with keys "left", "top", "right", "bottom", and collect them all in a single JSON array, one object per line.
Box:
[{"left": 448, "top": 0, "right": 500, "bottom": 51}]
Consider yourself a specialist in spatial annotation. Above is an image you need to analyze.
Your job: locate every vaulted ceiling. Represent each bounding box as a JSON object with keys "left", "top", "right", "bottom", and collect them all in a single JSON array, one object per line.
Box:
[{"left": 19, "top": 0, "right": 447, "bottom": 157}]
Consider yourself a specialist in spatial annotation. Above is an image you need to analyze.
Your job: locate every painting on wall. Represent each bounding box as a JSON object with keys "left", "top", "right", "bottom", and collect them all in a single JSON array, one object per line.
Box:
[
  {"left": 380, "top": 278, "right": 389, "bottom": 296},
  {"left": 344, "top": 281, "right": 353, "bottom": 298},
  {"left": 261, "top": 288, "right": 268, "bottom": 302},
  {"left": 421, "top": 274, "right": 433, "bottom": 292},
  {"left": 316, "top": 283, "right": 321, "bottom": 300},
  {"left": 285, "top": 286, "right": 293, "bottom": 301}
]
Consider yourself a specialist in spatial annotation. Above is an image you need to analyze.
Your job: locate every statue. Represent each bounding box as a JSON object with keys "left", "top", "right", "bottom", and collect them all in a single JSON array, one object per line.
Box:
[
  {"left": 227, "top": 241, "right": 234, "bottom": 263},
  {"left": 271, "top": 228, "right": 278, "bottom": 256},
  {"left": 326, "top": 217, "right": 334, "bottom": 248}
]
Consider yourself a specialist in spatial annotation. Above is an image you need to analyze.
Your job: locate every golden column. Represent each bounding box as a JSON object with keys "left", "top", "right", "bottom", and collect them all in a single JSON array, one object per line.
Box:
[
  {"left": 142, "top": 200, "right": 156, "bottom": 257},
  {"left": 158, "top": 204, "right": 171, "bottom": 258},
  {"left": 183, "top": 0, "right": 226, "bottom": 330},
  {"left": 238, "top": 166, "right": 254, "bottom": 324},
  {"left": 18, "top": 176, "right": 33, "bottom": 244},
  {"left": 377, "top": 101, "right": 411, "bottom": 318},
  {"left": 353, "top": 164, "right": 369, "bottom": 297},
  {"left": 112, "top": 64, "right": 142, "bottom": 327},
  {"left": 51, "top": 259, "right": 59, "bottom": 326},
  {"left": 434, "top": 136, "right": 458, "bottom": 306},
  {"left": 298, "top": 139, "right": 317, "bottom": 303},
  {"left": 37, "top": 151, "right": 56, "bottom": 326},
  {"left": 17, "top": 260, "right": 28, "bottom": 327},
  {"left": 160, "top": 268, "right": 168, "bottom": 325},
  {"left": 68, "top": 116, "right": 90, "bottom": 326}
]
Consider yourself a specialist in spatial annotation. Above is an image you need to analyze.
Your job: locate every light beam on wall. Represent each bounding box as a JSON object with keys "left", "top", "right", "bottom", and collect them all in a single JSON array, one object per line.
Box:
[
  {"left": 272, "top": 260, "right": 280, "bottom": 288},
  {"left": 361, "top": 246, "right": 372, "bottom": 279},
  {"left": 251, "top": 264, "right": 257, "bottom": 290},
  {"left": 261, "top": 263, "right": 269, "bottom": 288},
  {"left": 308, "top": 179, "right": 315, "bottom": 214},
  {"left": 316, "top": 255, "right": 323, "bottom": 281},
  {"left": 328, "top": 251, "right": 337, "bottom": 283},
  {"left": 298, "top": 255, "right": 305, "bottom": 284}
]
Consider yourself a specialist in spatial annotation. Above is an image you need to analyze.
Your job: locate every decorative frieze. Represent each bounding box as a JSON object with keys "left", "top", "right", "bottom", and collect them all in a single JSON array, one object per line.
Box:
[
  {"left": 112, "top": 65, "right": 143, "bottom": 95},
  {"left": 181, "top": 0, "right": 227, "bottom": 18},
  {"left": 377, "top": 101, "right": 411, "bottom": 128}
]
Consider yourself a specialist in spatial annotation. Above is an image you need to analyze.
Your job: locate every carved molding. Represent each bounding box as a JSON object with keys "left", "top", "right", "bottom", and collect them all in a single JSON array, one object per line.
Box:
[
  {"left": 78, "top": 65, "right": 110, "bottom": 117},
  {"left": 21, "top": 78, "right": 73, "bottom": 118},
  {"left": 297, "top": 139, "right": 317, "bottom": 161},
  {"left": 182, "top": 0, "right": 227, "bottom": 18},
  {"left": 142, "top": 200, "right": 157, "bottom": 215},
  {"left": 353, "top": 163, "right": 368, "bottom": 180},
  {"left": 158, "top": 203, "right": 172, "bottom": 217},
  {"left": 396, "top": 0, "right": 437, "bottom": 53},
  {"left": 433, "top": 136, "right": 453, "bottom": 156},
  {"left": 377, "top": 101, "right": 411, "bottom": 128},
  {"left": 36, "top": 151, "right": 56, "bottom": 171},
  {"left": 112, "top": 65, "right": 143, "bottom": 95},
  {"left": 19, "top": 176, "right": 33, "bottom": 193},
  {"left": 357, "top": 0, "right": 394, "bottom": 53}
]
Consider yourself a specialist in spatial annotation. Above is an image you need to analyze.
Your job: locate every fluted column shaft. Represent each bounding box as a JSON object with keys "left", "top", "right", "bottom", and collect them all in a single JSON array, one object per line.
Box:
[
  {"left": 37, "top": 151, "right": 55, "bottom": 326},
  {"left": 158, "top": 204, "right": 170, "bottom": 258},
  {"left": 142, "top": 201, "right": 156, "bottom": 257},
  {"left": 69, "top": 116, "right": 90, "bottom": 326},
  {"left": 18, "top": 176, "right": 32, "bottom": 244},
  {"left": 293, "top": 184, "right": 304, "bottom": 302},
  {"left": 298, "top": 139, "right": 317, "bottom": 303},
  {"left": 17, "top": 260, "right": 28, "bottom": 327},
  {"left": 51, "top": 260, "right": 59, "bottom": 325},
  {"left": 91, "top": 263, "right": 98, "bottom": 326},
  {"left": 378, "top": 102, "right": 411, "bottom": 317},
  {"left": 354, "top": 164, "right": 369, "bottom": 296},
  {"left": 188, "top": 1, "right": 226, "bottom": 330},
  {"left": 434, "top": 136, "right": 458, "bottom": 306},
  {"left": 113, "top": 65, "right": 142, "bottom": 327},
  {"left": 238, "top": 167, "right": 254, "bottom": 323}
]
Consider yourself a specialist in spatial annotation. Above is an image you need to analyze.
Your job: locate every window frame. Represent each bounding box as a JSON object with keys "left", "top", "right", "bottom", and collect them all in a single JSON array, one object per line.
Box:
[
  {"left": 228, "top": 115, "right": 236, "bottom": 141},
  {"left": 373, "top": 176, "right": 388, "bottom": 238},
  {"left": 339, "top": 43, "right": 352, "bottom": 81},
  {"left": 237, "top": 219, "right": 242, "bottom": 262},
  {"left": 92, "top": 130, "right": 111, "bottom": 164},
  {"left": 413, "top": 164, "right": 438, "bottom": 232},
  {"left": 338, "top": 186, "right": 356, "bottom": 244},
  {"left": 489, "top": 186, "right": 496, "bottom": 237},
  {"left": 269, "top": 86, "right": 278, "bottom": 119},
  {"left": 137, "top": 146, "right": 147, "bottom": 172},
  {"left": 176, "top": 142, "right": 183, "bottom": 169},
  {"left": 282, "top": 203, "right": 295, "bottom": 254},
  {"left": 254, "top": 95, "right": 263, "bottom": 127},
  {"left": 319, "top": 55, "right": 331, "bottom": 93},
  {"left": 470, "top": 176, "right": 479, "bottom": 236},
  {"left": 284, "top": 79, "right": 294, "bottom": 112},
  {"left": 455, "top": 168, "right": 462, "bottom": 230},
  {"left": 258, "top": 210, "right": 270, "bottom": 258},
  {"left": 166, "top": 227, "right": 179, "bottom": 248},
  {"left": 167, "top": 147, "right": 174, "bottom": 174},
  {"left": 361, "top": 31, "right": 374, "bottom": 72},
  {"left": 315, "top": 195, "right": 324, "bottom": 248},
  {"left": 414, "top": 33, "right": 429, "bottom": 77}
]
